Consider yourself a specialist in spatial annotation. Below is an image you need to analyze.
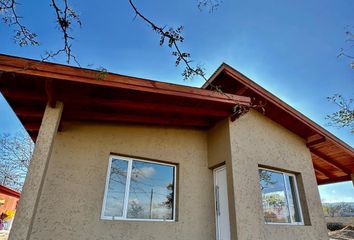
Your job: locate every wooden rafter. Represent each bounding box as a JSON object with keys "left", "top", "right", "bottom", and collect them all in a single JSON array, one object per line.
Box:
[
  {"left": 16, "top": 109, "right": 43, "bottom": 120},
  {"left": 64, "top": 111, "right": 213, "bottom": 128},
  {"left": 312, "top": 161, "right": 336, "bottom": 178},
  {"left": 235, "top": 86, "right": 248, "bottom": 95},
  {"left": 311, "top": 148, "right": 352, "bottom": 175},
  {"left": 314, "top": 168, "right": 329, "bottom": 179},
  {"left": 45, "top": 79, "right": 56, "bottom": 108},
  {"left": 306, "top": 135, "right": 326, "bottom": 147},
  {"left": 22, "top": 122, "right": 41, "bottom": 132},
  {"left": 1, "top": 89, "right": 46, "bottom": 102}
]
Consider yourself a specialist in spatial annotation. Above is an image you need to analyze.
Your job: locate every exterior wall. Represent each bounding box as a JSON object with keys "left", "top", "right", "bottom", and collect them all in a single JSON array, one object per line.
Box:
[
  {"left": 29, "top": 122, "right": 215, "bottom": 240},
  {"left": 0, "top": 189, "right": 19, "bottom": 230},
  {"left": 229, "top": 110, "right": 328, "bottom": 240},
  {"left": 207, "top": 120, "right": 238, "bottom": 239},
  {"left": 0, "top": 192, "right": 19, "bottom": 214}
]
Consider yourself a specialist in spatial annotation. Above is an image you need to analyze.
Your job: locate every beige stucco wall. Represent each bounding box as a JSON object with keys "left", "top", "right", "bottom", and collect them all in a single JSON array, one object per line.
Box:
[
  {"left": 229, "top": 110, "right": 328, "bottom": 240},
  {"left": 207, "top": 119, "right": 238, "bottom": 239},
  {"left": 29, "top": 122, "right": 216, "bottom": 240},
  {"left": 21, "top": 108, "right": 329, "bottom": 240}
]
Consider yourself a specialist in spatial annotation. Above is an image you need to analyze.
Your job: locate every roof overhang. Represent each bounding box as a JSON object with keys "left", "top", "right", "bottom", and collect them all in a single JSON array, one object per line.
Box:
[
  {"left": 0, "top": 54, "right": 250, "bottom": 140},
  {"left": 203, "top": 63, "right": 354, "bottom": 185},
  {"left": 0, "top": 184, "right": 20, "bottom": 198}
]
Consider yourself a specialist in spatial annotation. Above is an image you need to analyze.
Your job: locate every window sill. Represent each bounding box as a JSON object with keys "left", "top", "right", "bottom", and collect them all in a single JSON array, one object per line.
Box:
[{"left": 100, "top": 216, "right": 176, "bottom": 222}]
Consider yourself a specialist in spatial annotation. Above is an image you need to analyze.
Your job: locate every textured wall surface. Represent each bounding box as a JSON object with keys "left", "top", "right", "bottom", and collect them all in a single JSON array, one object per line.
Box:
[
  {"left": 207, "top": 120, "right": 238, "bottom": 239},
  {"left": 229, "top": 110, "right": 329, "bottom": 240},
  {"left": 21, "top": 109, "right": 329, "bottom": 240},
  {"left": 29, "top": 122, "right": 215, "bottom": 240}
]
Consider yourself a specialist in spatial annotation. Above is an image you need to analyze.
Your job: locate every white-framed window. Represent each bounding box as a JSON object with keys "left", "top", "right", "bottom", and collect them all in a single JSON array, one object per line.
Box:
[
  {"left": 101, "top": 155, "right": 177, "bottom": 221},
  {"left": 258, "top": 168, "right": 304, "bottom": 225}
]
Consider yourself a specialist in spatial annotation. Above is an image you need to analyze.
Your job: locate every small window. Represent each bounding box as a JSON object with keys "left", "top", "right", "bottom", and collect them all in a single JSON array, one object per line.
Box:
[
  {"left": 258, "top": 168, "right": 303, "bottom": 225},
  {"left": 101, "top": 155, "right": 176, "bottom": 221}
]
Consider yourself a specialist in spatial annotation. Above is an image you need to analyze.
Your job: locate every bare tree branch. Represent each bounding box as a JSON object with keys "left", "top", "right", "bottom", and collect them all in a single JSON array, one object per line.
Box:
[
  {"left": 338, "top": 26, "right": 354, "bottom": 68},
  {"left": 44, "top": 0, "right": 81, "bottom": 65},
  {"left": 197, "top": 0, "right": 222, "bottom": 13},
  {"left": 0, "top": 0, "right": 38, "bottom": 46},
  {"left": 128, "top": 0, "right": 208, "bottom": 82}
]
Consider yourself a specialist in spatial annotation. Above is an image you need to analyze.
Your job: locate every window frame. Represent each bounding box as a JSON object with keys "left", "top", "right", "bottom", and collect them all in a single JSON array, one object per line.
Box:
[
  {"left": 259, "top": 167, "right": 304, "bottom": 226},
  {"left": 101, "top": 155, "right": 177, "bottom": 222}
]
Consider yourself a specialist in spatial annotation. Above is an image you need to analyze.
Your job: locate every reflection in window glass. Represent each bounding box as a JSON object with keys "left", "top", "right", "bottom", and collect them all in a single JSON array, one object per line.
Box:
[
  {"left": 104, "top": 159, "right": 128, "bottom": 217},
  {"left": 259, "top": 169, "right": 303, "bottom": 224},
  {"left": 102, "top": 156, "right": 176, "bottom": 221},
  {"left": 127, "top": 160, "right": 174, "bottom": 220}
]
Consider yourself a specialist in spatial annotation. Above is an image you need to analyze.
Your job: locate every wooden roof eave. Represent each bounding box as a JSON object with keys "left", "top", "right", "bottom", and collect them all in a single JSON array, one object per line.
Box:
[
  {"left": 0, "top": 55, "right": 250, "bottom": 106},
  {"left": 0, "top": 54, "right": 254, "bottom": 142}
]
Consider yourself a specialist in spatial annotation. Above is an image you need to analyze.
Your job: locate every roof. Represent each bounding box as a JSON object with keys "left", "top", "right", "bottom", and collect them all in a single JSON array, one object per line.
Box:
[
  {"left": 0, "top": 55, "right": 352, "bottom": 185},
  {"left": 203, "top": 63, "right": 354, "bottom": 185},
  {"left": 0, "top": 185, "right": 20, "bottom": 198},
  {"left": 0, "top": 54, "right": 250, "bottom": 138}
]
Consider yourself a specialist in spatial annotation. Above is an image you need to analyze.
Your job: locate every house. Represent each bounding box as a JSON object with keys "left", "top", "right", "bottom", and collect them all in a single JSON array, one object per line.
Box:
[
  {"left": 0, "top": 54, "right": 353, "bottom": 240},
  {"left": 0, "top": 185, "right": 20, "bottom": 231}
]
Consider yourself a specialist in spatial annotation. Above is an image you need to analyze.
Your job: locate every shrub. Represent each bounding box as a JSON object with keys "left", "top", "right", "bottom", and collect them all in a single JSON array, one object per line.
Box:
[{"left": 327, "top": 222, "right": 345, "bottom": 231}]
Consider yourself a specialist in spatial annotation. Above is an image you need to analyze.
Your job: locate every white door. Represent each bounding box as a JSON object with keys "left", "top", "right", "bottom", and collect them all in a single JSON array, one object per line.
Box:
[{"left": 214, "top": 166, "right": 231, "bottom": 240}]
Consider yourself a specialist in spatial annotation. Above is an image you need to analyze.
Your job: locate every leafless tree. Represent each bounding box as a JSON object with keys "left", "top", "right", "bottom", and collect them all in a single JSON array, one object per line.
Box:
[
  {"left": 323, "top": 202, "right": 354, "bottom": 217},
  {"left": 327, "top": 94, "right": 354, "bottom": 133},
  {"left": 327, "top": 27, "right": 354, "bottom": 133},
  {"left": 0, "top": 132, "right": 34, "bottom": 191},
  {"left": 338, "top": 27, "right": 354, "bottom": 69},
  {"left": 0, "top": 0, "right": 220, "bottom": 81}
]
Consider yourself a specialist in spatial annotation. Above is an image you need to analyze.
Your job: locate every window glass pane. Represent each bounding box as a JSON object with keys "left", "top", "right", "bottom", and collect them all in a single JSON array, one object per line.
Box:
[
  {"left": 259, "top": 169, "right": 290, "bottom": 223},
  {"left": 127, "top": 160, "right": 174, "bottom": 220},
  {"left": 285, "top": 175, "right": 302, "bottom": 222},
  {"left": 104, "top": 158, "right": 128, "bottom": 217}
]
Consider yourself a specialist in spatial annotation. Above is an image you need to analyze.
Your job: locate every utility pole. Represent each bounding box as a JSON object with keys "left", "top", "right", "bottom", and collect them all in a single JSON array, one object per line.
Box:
[{"left": 149, "top": 188, "right": 154, "bottom": 218}]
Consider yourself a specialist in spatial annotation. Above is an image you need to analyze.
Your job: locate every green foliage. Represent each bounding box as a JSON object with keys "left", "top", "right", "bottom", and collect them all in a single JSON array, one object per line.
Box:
[
  {"left": 163, "top": 183, "right": 174, "bottom": 209},
  {"left": 327, "top": 222, "right": 345, "bottom": 231},
  {"left": 128, "top": 200, "right": 143, "bottom": 218},
  {"left": 265, "top": 194, "right": 286, "bottom": 214},
  {"left": 95, "top": 67, "right": 108, "bottom": 80}
]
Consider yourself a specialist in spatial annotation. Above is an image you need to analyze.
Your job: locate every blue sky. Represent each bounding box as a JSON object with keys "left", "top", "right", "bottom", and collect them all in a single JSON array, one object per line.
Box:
[{"left": 0, "top": 0, "right": 353, "bottom": 202}]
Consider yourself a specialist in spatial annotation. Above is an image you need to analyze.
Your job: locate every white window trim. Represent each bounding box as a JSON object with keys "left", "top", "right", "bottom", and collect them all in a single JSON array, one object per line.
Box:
[
  {"left": 259, "top": 167, "right": 304, "bottom": 226},
  {"left": 101, "top": 155, "right": 177, "bottom": 222}
]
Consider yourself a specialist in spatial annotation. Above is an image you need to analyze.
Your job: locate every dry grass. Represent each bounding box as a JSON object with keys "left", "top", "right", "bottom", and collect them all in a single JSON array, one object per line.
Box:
[{"left": 329, "top": 226, "right": 354, "bottom": 240}]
